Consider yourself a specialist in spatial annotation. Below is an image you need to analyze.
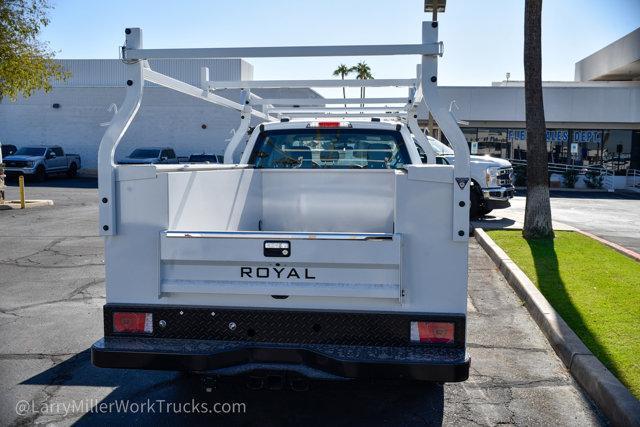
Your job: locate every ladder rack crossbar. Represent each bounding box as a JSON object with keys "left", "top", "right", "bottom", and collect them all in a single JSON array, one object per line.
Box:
[
  {"left": 281, "top": 112, "right": 408, "bottom": 118},
  {"left": 124, "top": 43, "right": 443, "bottom": 60},
  {"left": 251, "top": 97, "right": 409, "bottom": 106},
  {"left": 143, "top": 68, "right": 272, "bottom": 121},
  {"left": 208, "top": 79, "right": 417, "bottom": 89},
  {"left": 267, "top": 106, "right": 408, "bottom": 113}
]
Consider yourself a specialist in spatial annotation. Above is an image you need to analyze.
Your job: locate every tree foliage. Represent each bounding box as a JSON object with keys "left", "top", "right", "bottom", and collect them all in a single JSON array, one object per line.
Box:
[
  {"left": 351, "top": 61, "right": 373, "bottom": 103},
  {"left": 0, "top": 0, "right": 68, "bottom": 101},
  {"left": 332, "top": 64, "right": 351, "bottom": 80},
  {"left": 332, "top": 64, "right": 352, "bottom": 106}
]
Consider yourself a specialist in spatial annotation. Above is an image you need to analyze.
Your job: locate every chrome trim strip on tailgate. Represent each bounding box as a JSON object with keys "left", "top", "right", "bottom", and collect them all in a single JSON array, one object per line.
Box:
[{"left": 165, "top": 230, "right": 394, "bottom": 240}]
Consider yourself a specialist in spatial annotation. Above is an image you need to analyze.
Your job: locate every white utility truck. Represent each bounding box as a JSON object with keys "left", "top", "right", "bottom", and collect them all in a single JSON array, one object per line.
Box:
[
  {"left": 416, "top": 136, "right": 514, "bottom": 218},
  {"left": 91, "top": 16, "right": 472, "bottom": 383}
]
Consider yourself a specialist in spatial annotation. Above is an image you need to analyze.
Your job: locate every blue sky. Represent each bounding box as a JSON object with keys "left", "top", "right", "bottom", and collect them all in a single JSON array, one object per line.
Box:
[{"left": 42, "top": 0, "right": 639, "bottom": 98}]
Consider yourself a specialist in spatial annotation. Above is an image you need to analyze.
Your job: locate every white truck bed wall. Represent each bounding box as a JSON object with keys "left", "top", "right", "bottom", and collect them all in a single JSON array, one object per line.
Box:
[
  {"left": 105, "top": 165, "right": 467, "bottom": 314},
  {"left": 167, "top": 169, "right": 395, "bottom": 233},
  {"left": 168, "top": 169, "right": 262, "bottom": 232}
]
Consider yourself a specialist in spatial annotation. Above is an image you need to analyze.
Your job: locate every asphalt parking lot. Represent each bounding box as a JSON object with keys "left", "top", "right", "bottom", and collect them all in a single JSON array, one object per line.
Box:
[
  {"left": 476, "top": 190, "right": 640, "bottom": 253},
  {"left": 0, "top": 178, "right": 604, "bottom": 425}
]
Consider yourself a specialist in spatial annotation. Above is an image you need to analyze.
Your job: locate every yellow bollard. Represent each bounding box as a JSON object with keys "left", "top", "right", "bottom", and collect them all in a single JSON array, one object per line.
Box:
[{"left": 19, "top": 175, "right": 25, "bottom": 209}]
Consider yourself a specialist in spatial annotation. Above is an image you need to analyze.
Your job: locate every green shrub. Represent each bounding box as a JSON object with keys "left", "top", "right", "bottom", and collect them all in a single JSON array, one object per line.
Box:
[
  {"left": 584, "top": 170, "right": 604, "bottom": 189},
  {"left": 562, "top": 169, "right": 579, "bottom": 188},
  {"left": 513, "top": 164, "right": 527, "bottom": 186}
]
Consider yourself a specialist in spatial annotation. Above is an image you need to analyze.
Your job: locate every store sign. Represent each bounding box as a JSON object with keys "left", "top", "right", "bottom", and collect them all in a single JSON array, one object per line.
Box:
[
  {"left": 508, "top": 129, "right": 569, "bottom": 142},
  {"left": 547, "top": 130, "right": 569, "bottom": 142},
  {"left": 571, "top": 143, "right": 579, "bottom": 154},
  {"left": 508, "top": 129, "right": 527, "bottom": 142},
  {"left": 470, "top": 141, "right": 478, "bottom": 154},
  {"left": 573, "top": 130, "right": 602, "bottom": 144}
]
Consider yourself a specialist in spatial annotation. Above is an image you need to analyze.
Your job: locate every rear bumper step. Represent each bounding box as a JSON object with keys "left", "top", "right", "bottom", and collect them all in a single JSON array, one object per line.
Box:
[
  {"left": 94, "top": 304, "right": 469, "bottom": 381},
  {"left": 91, "top": 337, "right": 470, "bottom": 382}
]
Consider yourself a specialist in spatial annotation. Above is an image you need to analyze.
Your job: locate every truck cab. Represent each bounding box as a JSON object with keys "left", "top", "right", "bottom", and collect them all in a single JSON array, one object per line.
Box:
[
  {"left": 415, "top": 135, "right": 514, "bottom": 218},
  {"left": 120, "top": 147, "right": 178, "bottom": 165}
]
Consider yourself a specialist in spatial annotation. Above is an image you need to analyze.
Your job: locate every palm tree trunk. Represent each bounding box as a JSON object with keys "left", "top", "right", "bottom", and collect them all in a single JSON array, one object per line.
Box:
[
  {"left": 342, "top": 76, "right": 346, "bottom": 109},
  {"left": 523, "top": 0, "right": 553, "bottom": 239}
]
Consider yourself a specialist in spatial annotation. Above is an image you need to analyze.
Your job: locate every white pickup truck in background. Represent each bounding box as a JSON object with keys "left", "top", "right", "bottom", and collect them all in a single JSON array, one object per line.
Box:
[
  {"left": 415, "top": 136, "right": 514, "bottom": 218},
  {"left": 91, "top": 15, "right": 472, "bottom": 384},
  {"left": 3, "top": 145, "right": 81, "bottom": 181}
]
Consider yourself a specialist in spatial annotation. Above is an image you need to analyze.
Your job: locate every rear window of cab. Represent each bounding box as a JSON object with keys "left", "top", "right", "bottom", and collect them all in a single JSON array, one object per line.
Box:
[{"left": 249, "top": 128, "right": 411, "bottom": 170}]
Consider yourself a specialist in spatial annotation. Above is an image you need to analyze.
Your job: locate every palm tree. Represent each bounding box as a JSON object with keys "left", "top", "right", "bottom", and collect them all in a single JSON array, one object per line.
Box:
[
  {"left": 351, "top": 62, "right": 374, "bottom": 107},
  {"left": 523, "top": 0, "right": 553, "bottom": 239},
  {"left": 332, "top": 64, "right": 352, "bottom": 108}
]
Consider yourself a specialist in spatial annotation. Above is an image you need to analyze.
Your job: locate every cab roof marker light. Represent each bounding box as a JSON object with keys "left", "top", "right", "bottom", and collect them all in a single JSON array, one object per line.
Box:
[{"left": 307, "top": 121, "right": 352, "bottom": 128}]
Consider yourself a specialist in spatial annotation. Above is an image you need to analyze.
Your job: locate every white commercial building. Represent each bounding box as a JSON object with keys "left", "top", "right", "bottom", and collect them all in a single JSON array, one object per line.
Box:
[
  {"left": 0, "top": 59, "right": 321, "bottom": 173},
  {"left": 423, "top": 27, "right": 640, "bottom": 178}
]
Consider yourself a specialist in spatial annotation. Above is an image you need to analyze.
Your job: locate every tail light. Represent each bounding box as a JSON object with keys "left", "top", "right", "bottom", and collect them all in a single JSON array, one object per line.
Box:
[
  {"left": 113, "top": 312, "right": 153, "bottom": 334},
  {"left": 410, "top": 321, "right": 454, "bottom": 344}
]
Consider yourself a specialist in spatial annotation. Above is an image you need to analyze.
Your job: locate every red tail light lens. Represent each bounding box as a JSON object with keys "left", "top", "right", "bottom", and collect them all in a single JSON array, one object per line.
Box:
[
  {"left": 307, "top": 121, "right": 352, "bottom": 128},
  {"left": 113, "top": 312, "right": 153, "bottom": 334},
  {"left": 410, "top": 321, "right": 454, "bottom": 344}
]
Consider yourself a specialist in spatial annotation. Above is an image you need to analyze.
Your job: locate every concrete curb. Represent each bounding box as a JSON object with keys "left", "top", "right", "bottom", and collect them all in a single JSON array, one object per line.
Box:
[
  {"left": 575, "top": 229, "right": 640, "bottom": 263},
  {"left": 474, "top": 228, "right": 640, "bottom": 427},
  {"left": 0, "top": 200, "right": 54, "bottom": 210}
]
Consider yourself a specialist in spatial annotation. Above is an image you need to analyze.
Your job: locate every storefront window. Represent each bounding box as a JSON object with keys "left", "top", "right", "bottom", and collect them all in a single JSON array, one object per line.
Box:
[
  {"left": 475, "top": 128, "right": 509, "bottom": 157},
  {"left": 436, "top": 127, "right": 639, "bottom": 173},
  {"left": 508, "top": 129, "right": 527, "bottom": 160},
  {"left": 602, "top": 130, "right": 634, "bottom": 174},
  {"left": 461, "top": 127, "right": 477, "bottom": 146},
  {"left": 442, "top": 127, "right": 478, "bottom": 153},
  {"left": 507, "top": 128, "right": 571, "bottom": 161}
]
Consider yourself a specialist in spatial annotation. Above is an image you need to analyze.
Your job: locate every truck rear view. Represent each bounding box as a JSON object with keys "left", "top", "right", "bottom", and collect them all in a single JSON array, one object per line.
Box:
[{"left": 92, "top": 14, "right": 472, "bottom": 383}]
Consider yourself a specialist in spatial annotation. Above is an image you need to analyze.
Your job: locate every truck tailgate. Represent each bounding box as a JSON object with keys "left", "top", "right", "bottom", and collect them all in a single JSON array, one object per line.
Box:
[{"left": 160, "top": 231, "right": 401, "bottom": 300}]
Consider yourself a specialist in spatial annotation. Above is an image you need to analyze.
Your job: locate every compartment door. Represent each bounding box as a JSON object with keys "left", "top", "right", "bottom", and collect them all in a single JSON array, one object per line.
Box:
[{"left": 160, "top": 231, "right": 402, "bottom": 300}]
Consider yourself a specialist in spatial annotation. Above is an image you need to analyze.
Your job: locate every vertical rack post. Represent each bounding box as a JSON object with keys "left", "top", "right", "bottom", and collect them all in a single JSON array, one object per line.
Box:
[
  {"left": 224, "top": 89, "right": 253, "bottom": 163},
  {"left": 98, "top": 28, "right": 145, "bottom": 236},
  {"left": 420, "top": 21, "right": 471, "bottom": 242}
]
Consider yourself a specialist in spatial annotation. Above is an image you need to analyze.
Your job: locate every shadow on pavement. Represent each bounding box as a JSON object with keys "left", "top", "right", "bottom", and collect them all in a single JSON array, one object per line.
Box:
[
  {"left": 516, "top": 188, "right": 640, "bottom": 200},
  {"left": 472, "top": 215, "right": 517, "bottom": 231},
  {"left": 23, "top": 350, "right": 445, "bottom": 425},
  {"left": 4, "top": 176, "right": 97, "bottom": 189}
]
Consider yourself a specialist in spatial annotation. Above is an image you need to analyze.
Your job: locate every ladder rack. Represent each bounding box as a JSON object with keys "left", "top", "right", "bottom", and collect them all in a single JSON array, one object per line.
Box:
[{"left": 98, "top": 19, "right": 470, "bottom": 243}]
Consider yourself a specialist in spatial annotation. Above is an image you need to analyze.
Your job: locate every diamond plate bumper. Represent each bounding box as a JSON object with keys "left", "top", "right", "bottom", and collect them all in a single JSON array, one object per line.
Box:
[{"left": 93, "top": 304, "right": 469, "bottom": 381}]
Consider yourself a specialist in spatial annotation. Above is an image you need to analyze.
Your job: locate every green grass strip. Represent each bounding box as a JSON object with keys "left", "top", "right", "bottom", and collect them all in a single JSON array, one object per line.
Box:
[{"left": 486, "top": 230, "right": 640, "bottom": 399}]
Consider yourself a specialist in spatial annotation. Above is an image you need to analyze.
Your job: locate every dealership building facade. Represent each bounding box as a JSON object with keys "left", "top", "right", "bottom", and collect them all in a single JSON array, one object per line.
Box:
[
  {"left": 0, "top": 28, "right": 638, "bottom": 181},
  {"left": 427, "top": 27, "right": 640, "bottom": 180}
]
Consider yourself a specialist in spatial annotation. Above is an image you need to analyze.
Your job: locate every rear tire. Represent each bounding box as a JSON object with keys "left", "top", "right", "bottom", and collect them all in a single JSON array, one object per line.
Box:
[
  {"left": 67, "top": 162, "right": 78, "bottom": 178},
  {"left": 470, "top": 187, "right": 482, "bottom": 219},
  {"left": 34, "top": 166, "right": 46, "bottom": 182},
  {"left": 480, "top": 207, "right": 493, "bottom": 216}
]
